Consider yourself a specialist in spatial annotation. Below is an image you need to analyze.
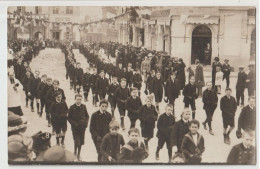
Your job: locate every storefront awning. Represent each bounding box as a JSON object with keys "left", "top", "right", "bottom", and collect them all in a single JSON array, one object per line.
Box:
[{"left": 186, "top": 16, "right": 219, "bottom": 24}]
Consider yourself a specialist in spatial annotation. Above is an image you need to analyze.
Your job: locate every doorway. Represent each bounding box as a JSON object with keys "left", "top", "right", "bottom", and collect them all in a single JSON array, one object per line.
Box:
[
  {"left": 52, "top": 31, "right": 60, "bottom": 40},
  {"left": 35, "top": 32, "right": 43, "bottom": 40},
  {"left": 191, "top": 25, "right": 212, "bottom": 65}
]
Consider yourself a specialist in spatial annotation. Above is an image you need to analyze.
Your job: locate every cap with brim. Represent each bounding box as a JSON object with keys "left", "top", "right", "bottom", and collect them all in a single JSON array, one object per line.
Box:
[
  {"left": 8, "top": 114, "right": 27, "bottom": 134},
  {"left": 40, "top": 146, "right": 76, "bottom": 162}
]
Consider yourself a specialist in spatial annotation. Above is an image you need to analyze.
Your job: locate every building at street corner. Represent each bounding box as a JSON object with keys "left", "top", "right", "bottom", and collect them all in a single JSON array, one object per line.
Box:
[
  {"left": 8, "top": 6, "right": 83, "bottom": 41},
  {"left": 144, "top": 7, "right": 256, "bottom": 70}
]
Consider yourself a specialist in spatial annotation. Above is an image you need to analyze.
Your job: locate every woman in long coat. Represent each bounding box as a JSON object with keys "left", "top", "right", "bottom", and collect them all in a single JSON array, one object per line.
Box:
[
  {"left": 195, "top": 59, "right": 205, "bottom": 97},
  {"left": 176, "top": 58, "right": 186, "bottom": 90}
]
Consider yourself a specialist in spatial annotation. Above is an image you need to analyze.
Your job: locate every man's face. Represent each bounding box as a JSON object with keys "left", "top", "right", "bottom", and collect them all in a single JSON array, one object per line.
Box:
[
  {"left": 100, "top": 103, "right": 108, "bottom": 112},
  {"left": 243, "top": 133, "right": 254, "bottom": 148},
  {"left": 190, "top": 77, "right": 195, "bottom": 84},
  {"left": 156, "top": 73, "right": 161, "bottom": 79},
  {"left": 112, "top": 78, "right": 117, "bottom": 84},
  {"left": 42, "top": 77, "right": 47, "bottom": 81},
  {"left": 75, "top": 96, "right": 82, "bottom": 105},
  {"left": 129, "top": 132, "right": 139, "bottom": 143},
  {"left": 53, "top": 82, "right": 59, "bottom": 89},
  {"left": 189, "top": 123, "right": 199, "bottom": 134},
  {"left": 110, "top": 128, "right": 118, "bottom": 136},
  {"left": 171, "top": 74, "right": 176, "bottom": 79},
  {"left": 77, "top": 64, "right": 81, "bottom": 68},
  {"left": 121, "top": 81, "right": 126, "bottom": 88},
  {"left": 207, "top": 83, "right": 212, "bottom": 90},
  {"left": 166, "top": 107, "right": 173, "bottom": 115},
  {"left": 100, "top": 72, "right": 104, "bottom": 77},
  {"left": 249, "top": 99, "right": 255, "bottom": 108},
  {"left": 35, "top": 72, "right": 40, "bottom": 78}
]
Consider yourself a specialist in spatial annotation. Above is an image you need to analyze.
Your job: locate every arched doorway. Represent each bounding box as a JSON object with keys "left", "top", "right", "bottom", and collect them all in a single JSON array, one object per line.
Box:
[
  {"left": 250, "top": 28, "right": 256, "bottom": 61},
  {"left": 191, "top": 25, "right": 212, "bottom": 65},
  {"left": 35, "top": 32, "right": 43, "bottom": 40}
]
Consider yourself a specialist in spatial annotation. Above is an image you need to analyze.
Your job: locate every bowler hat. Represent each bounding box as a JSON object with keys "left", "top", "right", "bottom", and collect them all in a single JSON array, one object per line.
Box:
[
  {"left": 8, "top": 113, "right": 27, "bottom": 135},
  {"left": 37, "top": 145, "right": 76, "bottom": 162}
]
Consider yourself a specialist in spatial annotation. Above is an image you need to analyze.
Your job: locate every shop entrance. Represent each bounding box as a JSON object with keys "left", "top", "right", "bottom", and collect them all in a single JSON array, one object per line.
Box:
[{"left": 191, "top": 25, "right": 212, "bottom": 65}]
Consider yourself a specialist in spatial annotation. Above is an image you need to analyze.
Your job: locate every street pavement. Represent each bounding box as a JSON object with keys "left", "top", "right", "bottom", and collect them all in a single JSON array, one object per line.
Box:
[{"left": 21, "top": 48, "right": 252, "bottom": 163}]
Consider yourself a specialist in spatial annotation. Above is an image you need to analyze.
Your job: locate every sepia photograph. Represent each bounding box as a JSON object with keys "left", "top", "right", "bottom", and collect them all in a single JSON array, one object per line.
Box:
[{"left": 6, "top": 2, "right": 257, "bottom": 166}]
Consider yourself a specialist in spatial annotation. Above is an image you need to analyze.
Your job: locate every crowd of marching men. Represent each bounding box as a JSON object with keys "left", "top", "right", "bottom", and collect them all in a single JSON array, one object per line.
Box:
[{"left": 7, "top": 39, "right": 256, "bottom": 164}]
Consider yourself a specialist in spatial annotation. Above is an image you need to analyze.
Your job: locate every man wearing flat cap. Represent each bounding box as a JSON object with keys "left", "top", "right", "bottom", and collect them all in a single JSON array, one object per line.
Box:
[
  {"left": 246, "top": 63, "right": 255, "bottom": 97},
  {"left": 236, "top": 66, "right": 247, "bottom": 107},
  {"left": 222, "top": 59, "right": 231, "bottom": 88}
]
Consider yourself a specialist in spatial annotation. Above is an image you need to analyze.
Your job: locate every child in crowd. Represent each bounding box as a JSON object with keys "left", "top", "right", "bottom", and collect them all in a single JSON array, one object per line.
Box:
[
  {"left": 181, "top": 120, "right": 205, "bottom": 164},
  {"left": 100, "top": 121, "right": 125, "bottom": 163}
]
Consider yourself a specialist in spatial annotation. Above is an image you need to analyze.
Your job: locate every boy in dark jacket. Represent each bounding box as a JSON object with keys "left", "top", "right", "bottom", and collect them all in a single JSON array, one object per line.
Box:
[
  {"left": 68, "top": 94, "right": 89, "bottom": 161},
  {"left": 116, "top": 63, "right": 125, "bottom": 82},
  {"left": 82, "top": 67, "right": 91, "bottom": 102},
  {"left": 28, "top": 70, "right": 41, "bottom": 113},
  {"left": 182, "top": 76, "right": 198, "bottom": 119},
  {"left": 115, "top": 78, "right": 130, "bottom": 130},
  {"left": 107, "top": 76, "right": 119, "bottom": 118},
  {"left": 22, "top": 71, "right": 32, "bottom": 108},
  {"left": 96, "top": 70, "right": 109, "bottom": 100},
  {"left": 49, "top": 91, "right": 68, "bottom": 146},
  {"left": 125, "top": 63, "right": 133, "bottom": 88},
  {"left": 42, "top": 77, "right": 53, "bottom": 124},
  {"left": 36, "top": 74, "right": 47, "bottom": 117},
  {"left": 246, "top": 64, "right": 255, "bottom": 97},
  {"left": 236, "top": 66, "right": 247, "bottom": 106},
  {"left": 126, "top": 87, "right": 142, "bottom": 128},
  {"left": 165, "top": 72, "right": 180, "bottom": 115},
  {"left": 146, "top": 70, "right": 155, "bottom": 94},
  {"left": 74, "top": 62, "right": 84, "bottom": 94},
  {"left": 100, "top": 121, "right": 125, "bottom": 163},
  {"left": 202, "top": 82, "right": 218, "bottom": 135},
  {"left": 132, "top": 69, "right": 143, "bottom": 96},
  {"left": 45, "top": 80, "right": 66, "bottom": 127},
  {"left": 181, "top": 120, "right": 205, "bottom": 164},
  {"left": 151, "top": 71, "right": 164, "bottom": 114},
  {"left": 155, "top": 104, "right": 175, "bottom": 162},
  {"left": 170, "top": 108, "right": 191, "bottom": 154},
  {"left": 119, "top": 128, "right": 148, "bottom": 163},
  {"left": 90, "top": 68, "right": 99, "bottom": 107},
  {"left": 236, "top": 97, "right": 256, "bottom": 139},
  {"left": 220, "top": 88, "right": 237, "bottom": 144},
  {"left": 222, "top": 59, "right": 231, "bottom": 88},
  {"left": 227, "top": 129, "right": 256, "bottom": 164},
  {"left": 139, "top": 96, "right": 158, "bottom": 149},
  {"left": 90, "top": 99, "right": 112, "bottom": 162}
]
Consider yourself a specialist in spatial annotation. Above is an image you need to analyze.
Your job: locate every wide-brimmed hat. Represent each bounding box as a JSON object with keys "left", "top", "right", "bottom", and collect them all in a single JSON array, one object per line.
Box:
[
  {"left": 8, "top": 112, "right": 27, "bottom": 135},
  {"left": 36, "top": 145, "right": 76, "bottom": 162}
]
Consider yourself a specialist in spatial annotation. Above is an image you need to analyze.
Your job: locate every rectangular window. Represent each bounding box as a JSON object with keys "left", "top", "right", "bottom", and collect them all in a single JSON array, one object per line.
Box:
[
  {"left": 35, "top": 6, "right": 42, "bottom": 14},
  {"left": 66, "top": 7, "right": 73, "bottom": 14},
  {"left": 53, "top": 7, "right": 59, "bottom": 14}
]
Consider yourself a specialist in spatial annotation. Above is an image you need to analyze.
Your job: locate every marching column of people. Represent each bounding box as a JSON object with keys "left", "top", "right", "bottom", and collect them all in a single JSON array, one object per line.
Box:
[{"left": 8, "top": 39, "right": 256, "bottom": 164}]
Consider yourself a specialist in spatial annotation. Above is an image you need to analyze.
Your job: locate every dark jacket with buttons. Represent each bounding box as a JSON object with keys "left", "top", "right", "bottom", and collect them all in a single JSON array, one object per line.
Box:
[
  {"left": 183, "top": 83, "right": 198, "bottom": 103},
  {"left": 49, "top": 100, "right": 68, "bottom": 122},
  {"left": 227, "top": 143, "right": 256, "bottom": 164},
  {"left": 220, "top": 95, "right": 237, "bottom": 117},
  {"left": 96, "top": 77, "right": 109, "bottom": 94},
  {"left": 90, "top": 110, "right": 112, "bottom": 140},
  {"left": 236, "top": 71, "right": 247, "bottom": 91},
  {"left": 202, "top": 89, "right": 218, "bottom": 110},
  {"left": 126, "top": 96, "right": 142, "bottom": 120},
  {"left": 68, "top": 103, "right": 89, "bottom": 130},
  {"left": 165, "top": 78, "right": 180, "bottom": 101},
  {"left": 238, "top": 105, "right": 256, "bottom": 131},
  {"left": 170, "top": 119, "right": 190, "bottom": 151},
  {"left": 100, "top": 133, "right": 125, "bottom": 162},
  {"left": 115, "top": 87, "right": 130, "bottom": 108},
  {"left": 156, "top": 113, "right": 175, "bottom": 139}
]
